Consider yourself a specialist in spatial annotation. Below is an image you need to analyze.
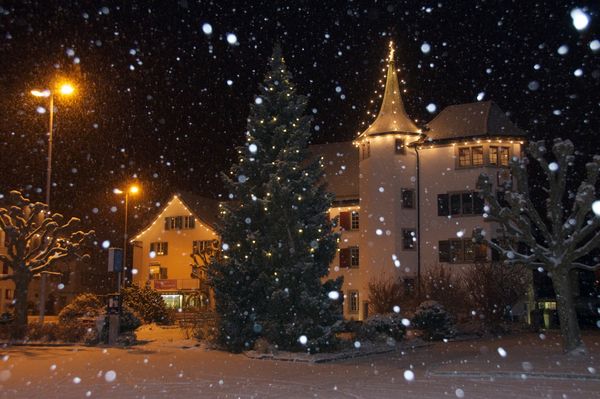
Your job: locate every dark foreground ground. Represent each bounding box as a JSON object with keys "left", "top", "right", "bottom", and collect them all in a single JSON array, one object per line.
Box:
[{"left": 0, "top": 331, "right": 598, "bottom": 398}]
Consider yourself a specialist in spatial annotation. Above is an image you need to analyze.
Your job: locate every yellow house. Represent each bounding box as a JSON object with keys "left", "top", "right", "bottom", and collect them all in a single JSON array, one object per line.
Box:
[{"left": 131, "top": 192, "right": 220, "bottom": 310}]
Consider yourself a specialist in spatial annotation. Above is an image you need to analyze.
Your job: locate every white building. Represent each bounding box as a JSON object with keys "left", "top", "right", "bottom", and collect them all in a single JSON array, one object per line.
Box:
[
  {"left": 313, "top": 44, "right": 526, "bottom": 320},
  {"left": 131, "top": 43, "right": 526, "bottom": 319},
  {"left": 130, "top": 192, "right": 220, "bottom": 309}
]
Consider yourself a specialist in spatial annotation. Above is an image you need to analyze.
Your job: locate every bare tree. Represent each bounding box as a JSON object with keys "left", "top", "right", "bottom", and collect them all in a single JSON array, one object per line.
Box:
[
  {"left": 0, "top": 191, "right": 94, "bottom": 339},
  {"left": 475, "top": 139, "right": 600, "bottom": 354}
]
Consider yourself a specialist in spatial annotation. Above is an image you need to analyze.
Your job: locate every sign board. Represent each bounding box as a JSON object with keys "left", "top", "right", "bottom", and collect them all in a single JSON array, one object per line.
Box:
[
  {"left": 108, "top": 248, "right": 123, "bottom": 272},
  {"left": 154, "top": 279, "right": 178, "bottom": 290}
]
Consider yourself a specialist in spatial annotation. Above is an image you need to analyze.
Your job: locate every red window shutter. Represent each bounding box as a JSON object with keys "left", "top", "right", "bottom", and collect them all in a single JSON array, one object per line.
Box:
[
  {"left": 2, "top": 264, "right": 8, "bottom": 274},
  {"left": 340, "top": 212, "right": 351, "bottom": 230},
  {"left": 339, "top": 248, "right": 350, "bottom": 268}
]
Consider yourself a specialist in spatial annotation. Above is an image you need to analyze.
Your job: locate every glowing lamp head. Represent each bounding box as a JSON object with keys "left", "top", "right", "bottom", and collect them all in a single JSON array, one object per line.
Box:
[
  {"left": 31, "top": 89, "right": 51, "bottom": 98},
  {"left": 129, "top": 185, "right": 140, "bottom": 195},
  {"left": 58, "top": 83, "right": 75, "bottom": 96}
]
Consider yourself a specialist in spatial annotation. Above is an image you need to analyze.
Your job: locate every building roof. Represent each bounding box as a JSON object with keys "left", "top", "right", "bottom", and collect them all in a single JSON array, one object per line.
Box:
[
  {"left": 309, "top": 141, "right": 359, "bottom": 203},
  {"left": 131, "top": 192, "right": 221, "bottom": 242},
  {"left": 358, "top": 43, "right": 420, "bottom": 139},
  {"left": 176, "top": 192, "right": 221, "bottom": 230},
  {"left": 425, "top": 101, "right": 526, "bottom": 142}
]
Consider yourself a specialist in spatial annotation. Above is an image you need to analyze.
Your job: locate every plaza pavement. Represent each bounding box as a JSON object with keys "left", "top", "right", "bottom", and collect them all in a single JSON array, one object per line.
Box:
[{"left": 0, "top": 330, "right": 598, "bottom": 398}]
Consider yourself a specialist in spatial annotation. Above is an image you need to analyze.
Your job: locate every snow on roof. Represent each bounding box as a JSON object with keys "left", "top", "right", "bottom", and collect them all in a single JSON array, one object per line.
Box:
[
  {"left": 309, "top": 141, "right": 359, "bottom": 202},
  {"left": 425, "top": 101, "right": 526, "bottom": 142}
]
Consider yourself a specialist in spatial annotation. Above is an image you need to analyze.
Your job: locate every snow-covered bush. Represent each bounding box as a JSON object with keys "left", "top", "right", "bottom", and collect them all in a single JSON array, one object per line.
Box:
[
  {"left": 357, "top": 313, "right": 406, "bottom": 342},
  {"left": 25, "top": 322, "right": 87, "bottom": 343},
  {"left": 119, "top": 306, "right": 142, "bottom": 332},
  {"left": 58, "top": 293, "right": 103, "bottom": 324},
  {"left": 59, "top": 293, "right": 140, "bottom": 336},
  {"left": 122, "top": 285, "right": 172, "bottom": 325},
  {"left": 412, "top": 301, "right": 457, "bottom": 341}
]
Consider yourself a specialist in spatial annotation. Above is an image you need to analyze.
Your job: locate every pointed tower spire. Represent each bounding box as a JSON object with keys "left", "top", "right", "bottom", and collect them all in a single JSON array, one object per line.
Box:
[{"left": 358, "top": 41, "right": 420, "bottom": 138}]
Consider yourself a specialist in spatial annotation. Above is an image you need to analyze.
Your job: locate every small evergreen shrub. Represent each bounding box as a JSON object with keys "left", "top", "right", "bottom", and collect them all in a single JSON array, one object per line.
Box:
[
  {"left": 119, "top": 305, "right": 142, "bottom": 332},
  {"left": 412, "top": 301, "right": 457, "bottom": 341},
  {"left": 58, "top": 293, "right": 103, "bottom": 324},
  {"left": 357, "top": 313, "right": 406, "bottom": 342},
  {"left": 122, "top": 285, "right": 172, "bottom": 325}
]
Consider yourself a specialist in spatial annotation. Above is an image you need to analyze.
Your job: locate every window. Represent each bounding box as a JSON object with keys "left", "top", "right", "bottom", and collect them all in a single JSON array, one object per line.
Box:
[
  {"left": 402, "top": 229, "right": 416, "bottom": 250},
  {"left": 361, "top": 141, "right": 370, "bottom": 160},
  {"left": 350, "top": 246, "right": 360, "bottom": 267},
  {"left": 458, "top": 147, "right": 471, "bottom": 167},
  {"left": 164, "top": 216, "right": 195, "bottom": 230},
  {"left": 439, "top": 239, "right": 487, "bottom": 263},
  {"left": 458, "top": 146, "right": 484, "bottom": 167},
  {"left": 340, "top": 246, "right": 359, "bottom": 268},
  {"left": 438, "top": 192, "right": 484, "bottom": 217},
  {"left": 490, "top": 146, "right": 510, "bottom": 166},
  {"left": 1, "top": 264, "right": 8, "bottom": 275},
  {"left": 193, "top": 240, "right": 214, "bottom": 254},
  {"left": 339, "top": 211, "right": 359, "bottom": 230},
  {"left": 348, "top": 290, "right": 359, "bottom": 314},
  {"left": 149, "top": 266, "right": 168, "bottom": 280},
  {"left": 150, "top": 242, "right": 168, "bottom": 256},
  {"left": 350, "top": 211, "right": 359, "bottom": 230},
  {"left": 401, "top": 189, "right": 415, "bottom": 209},
  {"left": 403, "top": 278, "right": 415, "bottom": 294},
  {"left": 472, "top": 146, "right": 484, "bottom": 166},
  {"left": 395, "top": 138, "right": 405, "bottom": 154}
]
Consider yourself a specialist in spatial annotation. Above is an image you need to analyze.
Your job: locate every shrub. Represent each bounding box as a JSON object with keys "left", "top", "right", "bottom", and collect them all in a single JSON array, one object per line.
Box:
[
  {"left": 357, "top": 313, "right": 406, "bottom": 342},
  {"left": 57, "top": 322, "right": 88, "bottom": 342},
  {"left": 420, "top": 265, "right": 467, "bottom": 317},
  {"left": 58, "top": 293, "right": 103, "bottom": 324},
  {"left": 412, "top": 301, "right": 457, "bottom": 341},
  {"left": 463, "top": 262, "right": 530, "bottom": 332},
  {"left": 27, "top": 321, "right": 59, "bottom": 342},
  {"left": 368, "top": 276, "right": 416, "bottom": 315},
  {"left": 122, "top": 285, "right": 172, "bottom": 325},
  {"left": 119, "top": 305, "right": 142, "bottom": 332},
  {"left": 25, "top": 322, "right": 88, "bottom": 343}
]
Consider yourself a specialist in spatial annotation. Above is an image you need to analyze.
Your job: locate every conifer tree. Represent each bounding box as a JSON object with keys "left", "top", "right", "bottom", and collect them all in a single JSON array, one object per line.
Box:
[{"left": 208, "top": 45, "right": 342, "bottom": 353}]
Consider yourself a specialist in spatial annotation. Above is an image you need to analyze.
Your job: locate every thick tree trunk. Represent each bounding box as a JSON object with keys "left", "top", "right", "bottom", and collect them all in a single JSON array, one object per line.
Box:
[
  {"left": 12, "top": 275, "right": 31, "bottom": 340},
  {"left": 551, "top": 270, "right": 586, "bottom": 355}
]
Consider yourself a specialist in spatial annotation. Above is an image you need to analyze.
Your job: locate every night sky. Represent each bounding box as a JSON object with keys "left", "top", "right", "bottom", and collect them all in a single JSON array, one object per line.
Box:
[{"left": 0, "top": 1, "right": 598, "bottom": 259}]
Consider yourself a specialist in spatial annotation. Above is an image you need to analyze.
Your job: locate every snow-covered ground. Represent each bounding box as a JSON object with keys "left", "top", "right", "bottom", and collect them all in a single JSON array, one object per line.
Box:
[{"left": 0, "top": 329, "right": 598, "bottom": 398}]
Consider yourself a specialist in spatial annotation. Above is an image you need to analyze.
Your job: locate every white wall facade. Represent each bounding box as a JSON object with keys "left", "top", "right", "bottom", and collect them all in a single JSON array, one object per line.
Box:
[{"left": 131, "top": 195, "right": 218, "bottom": 309}]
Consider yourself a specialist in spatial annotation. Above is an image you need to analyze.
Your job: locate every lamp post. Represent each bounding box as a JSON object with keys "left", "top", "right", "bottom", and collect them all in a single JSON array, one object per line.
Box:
[
  {"left": 31, "top": 82, "right": 76, "bottom": 209},
  {"left": 113, "top": 184, "right": 140, "bottom": 292}
]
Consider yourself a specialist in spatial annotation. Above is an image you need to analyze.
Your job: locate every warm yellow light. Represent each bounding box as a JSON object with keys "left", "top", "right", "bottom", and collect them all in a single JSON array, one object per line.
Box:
[
  {"left": 129, "top": 185, "right": 140, "bottom": 195},
  {"left": 58, "top": 83, "right": 75, "bottom": 96},
  {"left": 31, "top": 89, "right": 51, "bottom": 97}
]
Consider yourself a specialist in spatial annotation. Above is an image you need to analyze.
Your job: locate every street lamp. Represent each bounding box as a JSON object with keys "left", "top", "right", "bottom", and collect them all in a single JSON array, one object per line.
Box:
[
  {"left": 113, "top": 184, "right": 140, "bottom": 292},
  {"left": 30, "top": 82, "right": 76, "bottom": 209}
]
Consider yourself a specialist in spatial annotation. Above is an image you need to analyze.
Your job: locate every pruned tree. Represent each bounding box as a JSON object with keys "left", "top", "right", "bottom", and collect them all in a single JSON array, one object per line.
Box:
[
  {"left": 475, "top": 139, "right": 600, "bottom": 354},
  {"left": 0, "top": 191, "right": 94, "bottom": 339}
]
